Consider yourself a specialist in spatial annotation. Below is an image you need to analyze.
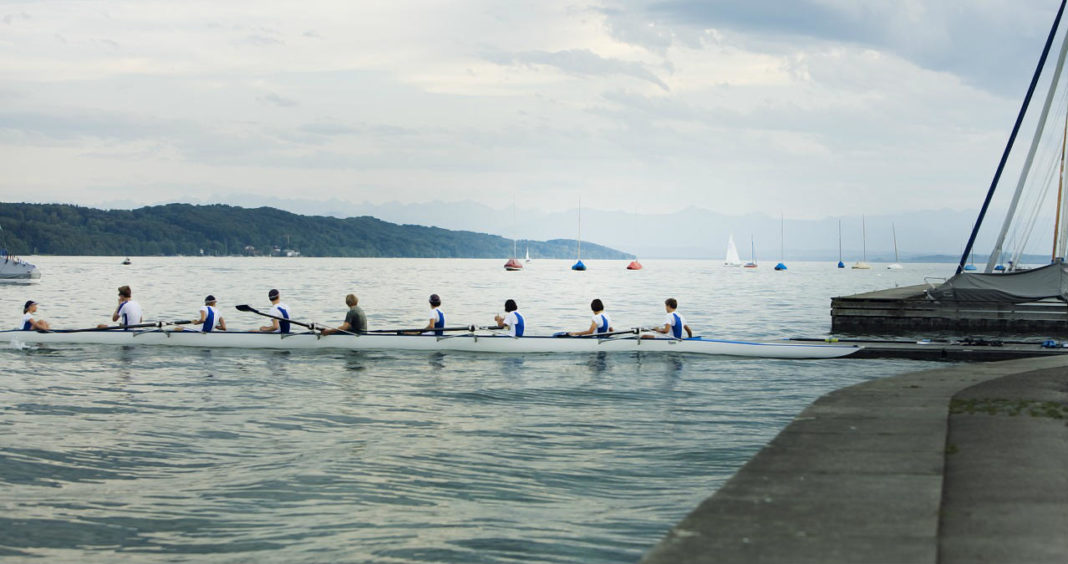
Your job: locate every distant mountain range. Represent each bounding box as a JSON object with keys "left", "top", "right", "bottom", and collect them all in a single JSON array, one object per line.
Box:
[
  {"left": 168, "top": 194, "right": 1038, "bottom": 261},
  {"left": 0, "top": 203, "right": 630, "bottom": 259}
]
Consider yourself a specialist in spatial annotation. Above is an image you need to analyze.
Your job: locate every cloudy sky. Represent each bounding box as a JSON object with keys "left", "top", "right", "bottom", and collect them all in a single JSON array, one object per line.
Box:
[{"left": 1, "top": 0, "right": 1065, "bottom": 221}]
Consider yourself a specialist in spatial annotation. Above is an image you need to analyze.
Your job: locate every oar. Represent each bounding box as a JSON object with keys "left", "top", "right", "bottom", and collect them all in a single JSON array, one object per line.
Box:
[
  {"left": 365, "top": 325, "right": 477, "bottom": 334},
  {"left": 234, "top": 304, "right": 359, "bottom": 336},
  {"left": 553, "top": 328, "right": 642, "bottom": 338},
  {"left": 53, "top": 320, "right": 194, "bottom": 333}
]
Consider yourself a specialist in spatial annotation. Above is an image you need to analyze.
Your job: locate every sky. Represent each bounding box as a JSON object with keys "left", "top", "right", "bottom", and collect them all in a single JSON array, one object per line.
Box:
[{"left": 1, "top": 0, "right": 1065, "bottom": 224}]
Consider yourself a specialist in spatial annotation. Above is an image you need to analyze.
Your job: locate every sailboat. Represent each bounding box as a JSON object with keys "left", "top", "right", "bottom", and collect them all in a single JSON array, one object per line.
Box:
[
  {"left": 525, "top": 247, "right": 531, "bottom": 263},
  {"left": 571, "top": 198, "right": 586, "bottom": 271},
  {"left": 837, "top": 219, "right": 845, "bottom": 268},
  {"left": 774, "top": 214, "right": 787, "bottom": 270},
  {"left": 504, "top": 195, "right": 523, "bottom": 271},
  {"left": 743, "top": 235, "right": 757, "bottom": 268},
  {"left": 886, "top": 222, "right": 903, "bottom": 269},
  {"left": 723, "top": 234, "right": 743, "bottom": 267},
  {"left": 852, "top": 215, "right": 871, "bottom": 269}
]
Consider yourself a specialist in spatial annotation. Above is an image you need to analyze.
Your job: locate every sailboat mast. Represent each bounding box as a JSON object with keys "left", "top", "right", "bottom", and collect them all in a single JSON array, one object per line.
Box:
[
  {"left": 862, "top": 215, "right": 867, "bottom": 262},
  {"left": 577, "top": 196, "right": 582, "bottom": 260},
  {"left": 838, "top": 219, "right": 843, "bottom": 262},
  {"left": 1054, "top": 114, "right": 1068, "bottom": 260},
  {"left": 779, "top": 213, "right": 784, "bottom": 261},
  {"left": 960, "top": 0, "right": 1068, "bottom": 274},
  {"left": 987, "top": 23, "right": 1068, "bottom": 272},
  {"left": 892, "top": 222, "right": 900, "bottom": 262}
]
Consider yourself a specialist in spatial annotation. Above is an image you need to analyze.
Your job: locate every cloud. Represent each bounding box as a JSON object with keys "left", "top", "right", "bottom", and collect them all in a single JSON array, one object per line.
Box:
[
  {"left": 259, "top": 91, "right": 297, "bottom": 107},
  {"left": 487, "top": 48, "right": 670, "bottom": 91},
  {"left": 603, "top": 0, "right": 1058, "bottom": 95}
]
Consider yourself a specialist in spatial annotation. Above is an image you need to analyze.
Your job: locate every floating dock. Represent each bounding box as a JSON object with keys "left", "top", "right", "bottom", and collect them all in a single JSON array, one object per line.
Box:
[{"left": 830, "top": 284, "right": 1068, "bottom": 334}]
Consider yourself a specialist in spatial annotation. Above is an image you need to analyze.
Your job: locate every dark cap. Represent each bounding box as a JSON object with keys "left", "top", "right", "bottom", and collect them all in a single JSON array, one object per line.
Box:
[
  {"left": 23, "top": 300, "right": 36, "bottom": 313},
  {"left": 268, "top": 289, "right": 280, "bottom": 300},
  {"left": 429, "top": 293, "right": 441, "bottom": 306},
  {"left": 204, "top": 295, "right": 216, "bottom": 304}
]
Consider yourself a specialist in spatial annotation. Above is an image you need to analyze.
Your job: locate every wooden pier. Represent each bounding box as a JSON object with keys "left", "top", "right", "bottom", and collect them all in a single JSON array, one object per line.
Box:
[{"left": 831, "top": 284, "right": 1068, "bottom": 334}]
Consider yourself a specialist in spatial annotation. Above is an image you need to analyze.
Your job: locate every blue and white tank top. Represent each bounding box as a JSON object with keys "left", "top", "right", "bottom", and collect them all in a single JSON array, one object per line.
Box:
[
  {"left": 505, "top": 311, "right": 525, "bottom": 337},
  {"left": 117, "top": 300, "right": 143, "bottom": 330},
  {"left": 432, "top": 308, "right": 445, "bottom": 336},
  {"left": 664, "top": 312, "right": 686, "bottom": 339},
  {"left": 269, "top": 303, "right": 291, "bottom": 333},
  {"left": 199, "top": 305, "right": 218, "bottom": 332},
  {"left": 21, "top": 312, "right": 33, "bottom": 331},
  {"left": 592, "top": 313, "right": 611, "bottom": 334}
]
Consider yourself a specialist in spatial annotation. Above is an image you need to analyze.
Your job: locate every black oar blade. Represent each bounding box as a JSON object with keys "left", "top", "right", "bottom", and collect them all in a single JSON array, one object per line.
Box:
[{"left": 235, "top": 304, "right": 257, "bottom": 312}]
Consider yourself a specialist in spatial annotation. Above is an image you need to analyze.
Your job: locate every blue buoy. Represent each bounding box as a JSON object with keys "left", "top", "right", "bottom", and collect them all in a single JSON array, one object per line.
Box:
[
  {"left": 571, "top": 260, "right": 586, "bottom": 271},
  {"left": 774, "top": 262, "right": 787, "bottom": 271},
  {"left": 837, "top": 260, "right": 845, "bottom": 268},
  {"left": 994, "top": 264, "right": 1005, "bottom": 271},
  {"left": 963, "top": 264, "right": 977, "bottom": 271}
]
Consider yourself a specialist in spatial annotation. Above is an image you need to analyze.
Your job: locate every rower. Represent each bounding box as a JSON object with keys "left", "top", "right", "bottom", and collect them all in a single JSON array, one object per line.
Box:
[
  {"left": 194, "top": 295, "right": 227, "bottom": 332},
  {"left": 258, "top": 289, "right": 291, "bottom": 333},
  {"left": 422, "top": 294, "right": 445, "bottom": 336},
  {"left": 645, "top": 297, "right": 693, "bottom": 339},
  {"left": 20, "top": 300, "right": 50, "bottom": 331},
  {"left": 98, "top": 285, "right": 143, "bottom": 329},
  {"left": 568, "top": 298, "right": 613, "bottom": 336},
  {"left": 493, "top": 299, "right": 525, "bottom": 337},
  {"left": 322, "top": 293, "right": 367, "bottom": 335}
]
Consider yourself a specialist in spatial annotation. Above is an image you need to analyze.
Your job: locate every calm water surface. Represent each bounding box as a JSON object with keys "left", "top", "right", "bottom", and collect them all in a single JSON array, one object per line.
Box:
[{"left": 1, "top": 257, "right": 957, "bottom": 563}]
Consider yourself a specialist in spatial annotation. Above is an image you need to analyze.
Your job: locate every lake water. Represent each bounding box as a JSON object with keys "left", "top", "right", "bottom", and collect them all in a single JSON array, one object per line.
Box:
[{"left": 1, "top": 257, "right": 956, "bottom": 563}]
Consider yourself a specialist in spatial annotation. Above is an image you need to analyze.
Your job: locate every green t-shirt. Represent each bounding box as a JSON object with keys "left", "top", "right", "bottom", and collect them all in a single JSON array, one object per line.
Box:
[{"left": 344, "top": 305, "right": 367, "bottom": 333}]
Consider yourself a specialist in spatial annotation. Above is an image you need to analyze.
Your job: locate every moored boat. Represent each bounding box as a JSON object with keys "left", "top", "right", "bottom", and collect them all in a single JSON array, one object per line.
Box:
[
  {"left": 4, "top": 329, "right": 860, "bottom": 359},
  {"left": 0, "top": 251, "right": 40, "bottom": 280}
]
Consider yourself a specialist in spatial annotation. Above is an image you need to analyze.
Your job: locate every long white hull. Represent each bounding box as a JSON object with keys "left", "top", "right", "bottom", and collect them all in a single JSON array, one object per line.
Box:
[{"left": 4, "top": 330, "right": 859, "bottom": 359}]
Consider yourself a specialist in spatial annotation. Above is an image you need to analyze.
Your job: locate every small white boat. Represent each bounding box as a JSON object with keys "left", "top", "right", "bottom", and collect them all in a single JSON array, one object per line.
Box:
[
  {"left": 4, "top": 330, "right": 860, "bottom": 359},
  {"left": 0, "top": 251, "right": 40, "bottom": 280}
]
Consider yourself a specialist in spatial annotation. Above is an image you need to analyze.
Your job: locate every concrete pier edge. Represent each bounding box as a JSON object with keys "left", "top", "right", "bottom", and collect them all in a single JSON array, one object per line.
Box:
[{"left": 639, "top": 356, "right": 1068, "bottom": 564}]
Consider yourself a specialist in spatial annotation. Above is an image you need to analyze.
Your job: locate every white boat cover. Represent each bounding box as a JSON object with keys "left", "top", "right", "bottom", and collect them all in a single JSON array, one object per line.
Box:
[{"left": 927, "top": 261, "right": 1068, "bottom": 303}]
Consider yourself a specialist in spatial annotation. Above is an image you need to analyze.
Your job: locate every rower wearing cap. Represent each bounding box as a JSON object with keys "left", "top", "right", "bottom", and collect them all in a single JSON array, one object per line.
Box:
[
  {"left": 493, "top": 299, "right": 525, "bottom": 337},
  {"left": 645, "top": 297, "right": 692, "bottom": 339},
  {"left": 194, "top": 295, "right": 227, "bottom": 332},
  {"left": 19, "top": 300, "right": 50, "bottom": 331},
  {"left": 98, "top": 285, "right": 143, "bottom": 329},
  {"left": 423, "top": 294, "right": 445, "bottom": 336},
  {"left": 258, "top": 289, "right": 292, "bottom": 333},
  {"left": 568, "top": 298, "right": 613, "bottom": 336}
]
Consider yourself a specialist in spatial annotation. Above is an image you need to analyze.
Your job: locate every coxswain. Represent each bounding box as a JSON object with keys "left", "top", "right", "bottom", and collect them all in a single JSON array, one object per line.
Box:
[
  {"left": 98, "top": 285, "right": 143, "bottom": 329},
  {"left": 20, "top": 300, "right": 50, "bottom": 331},
  {"left": 258, "top": 289, "right": 291, "bottom": 333},
  {"left": 568, "top": 298, "right": 613, "bottom": 336},
  {"left": 322, "top": 293, "right": 367, "bottom": 335},
  {"left": 194, "top": 295, "right": 227, "bottom": 332},
  {"left": 493, "top": 299, "right": 525, "bottom": 337},
  {"left": 645, "top": 297, "right": 693, "bottom": 339}
]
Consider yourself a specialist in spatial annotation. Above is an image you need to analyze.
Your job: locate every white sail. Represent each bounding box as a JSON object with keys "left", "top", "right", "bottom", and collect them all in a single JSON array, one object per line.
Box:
[{"left": 723, "top": 234, "right": 742, "bottom": 266}]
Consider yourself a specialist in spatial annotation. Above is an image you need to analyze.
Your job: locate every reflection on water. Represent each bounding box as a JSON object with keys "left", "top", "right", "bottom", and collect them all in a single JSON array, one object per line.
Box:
[{"left": 0, "top": 257, "right": 952, "bottom": 563}]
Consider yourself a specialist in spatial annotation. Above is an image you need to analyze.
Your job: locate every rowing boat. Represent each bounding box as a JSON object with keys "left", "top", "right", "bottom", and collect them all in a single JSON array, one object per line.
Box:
[{"left": 3, "top": 329, "right": 859, "bottom": 359}]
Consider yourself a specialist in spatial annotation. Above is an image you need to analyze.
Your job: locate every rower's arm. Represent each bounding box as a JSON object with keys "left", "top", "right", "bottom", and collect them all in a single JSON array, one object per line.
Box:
[
  {"left": 570, "top": 320, "right": 597, "bottom": 336},
  {"left": 684, "top": 324, "right": 693, "bottom": 338}
]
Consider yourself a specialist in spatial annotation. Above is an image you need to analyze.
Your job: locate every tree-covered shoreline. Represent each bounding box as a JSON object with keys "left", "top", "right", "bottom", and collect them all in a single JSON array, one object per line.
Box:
[{"left": 0, "top": 203, "right": 630, "bottom": 259}]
